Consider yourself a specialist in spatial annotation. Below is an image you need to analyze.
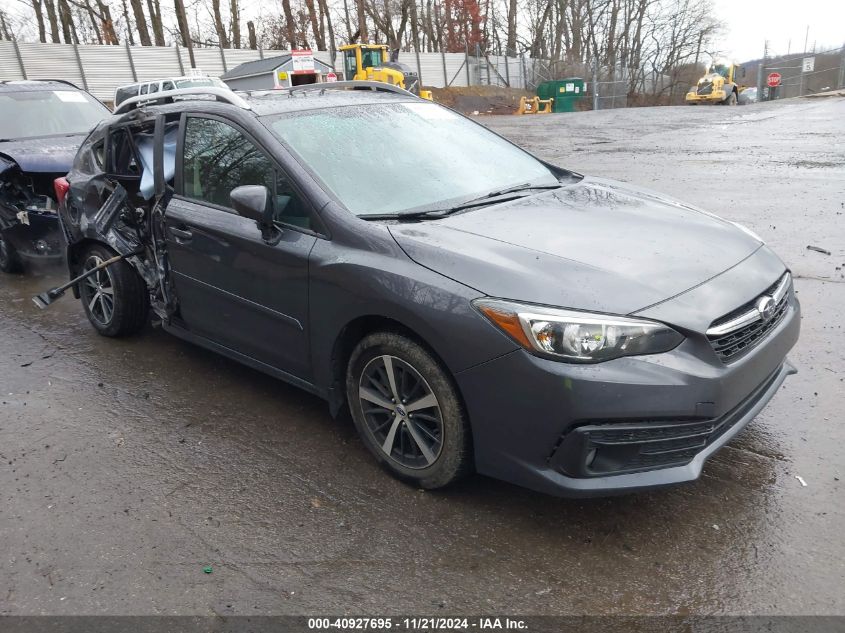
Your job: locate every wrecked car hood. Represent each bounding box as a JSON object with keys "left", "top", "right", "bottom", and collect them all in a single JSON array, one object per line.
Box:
[
  {"left": 388, "top": 177, "right": 762, "bottom": 315},
  {"left": 0, "top": 134, "right": 84, "bottom": 173}
]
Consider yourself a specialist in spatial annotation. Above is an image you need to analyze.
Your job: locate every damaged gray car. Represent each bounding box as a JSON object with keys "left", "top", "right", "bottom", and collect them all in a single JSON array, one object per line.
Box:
[
  {"left": 0, "top": 80, "right": 109, "bottom": 273},
  {"left": 50, "top": 84, "right": 800, "bottom": 497}
]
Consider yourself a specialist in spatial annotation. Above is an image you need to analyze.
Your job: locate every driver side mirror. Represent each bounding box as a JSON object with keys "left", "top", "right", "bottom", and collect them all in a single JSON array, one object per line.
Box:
[{"left": 230, "top": 185, "right": 272, "bottom": 228}]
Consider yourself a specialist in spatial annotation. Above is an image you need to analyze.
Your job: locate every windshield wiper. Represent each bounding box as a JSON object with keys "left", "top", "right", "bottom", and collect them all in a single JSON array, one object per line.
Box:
[{"left": 360, "top": 183, "right": 564, "bottom": 222}]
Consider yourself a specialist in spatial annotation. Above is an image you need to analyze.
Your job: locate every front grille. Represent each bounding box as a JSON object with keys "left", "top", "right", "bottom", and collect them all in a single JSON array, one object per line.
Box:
[
  {"left": 697, "top": 81, "right": 713, "bottom": 95},
  {"left": 707, "top": 273, "right": 791, "bottom": 363},
  {"left": 550, "top": 367, "right": 782, "bottom": 477}
]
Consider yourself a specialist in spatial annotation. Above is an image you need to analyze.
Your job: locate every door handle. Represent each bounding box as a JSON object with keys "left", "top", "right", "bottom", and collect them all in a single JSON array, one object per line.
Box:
[{"left": 169, "top": 226, "right": 193, "bottom": 242}]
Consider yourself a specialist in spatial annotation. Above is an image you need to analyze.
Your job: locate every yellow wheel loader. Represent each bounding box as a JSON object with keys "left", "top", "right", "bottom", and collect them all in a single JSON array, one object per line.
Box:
[
  {"left": 686, "top": 61, "right": 746, "bottom": 105},
  {"left": 339, "top": 44, "right": 433, "bottom": 100}
]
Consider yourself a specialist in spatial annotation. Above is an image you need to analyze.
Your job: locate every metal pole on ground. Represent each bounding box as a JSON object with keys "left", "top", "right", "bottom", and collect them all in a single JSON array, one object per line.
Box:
[
  {"left": 464, "top": 43, "right": 470, "bottom": 86},
  {"left": 592, "top": 61, "right": 599, "bottom": 110},
  {"left": 839, "top": 45, "right": 845, "bottom": 88},
  {"left": 125, "top": 41, "right": 138, "bottom": 82},
  {"left": 175, "top": 44, "right": 185, "bottom": 75},
  {"left": 72, "top": 43, "right": 88, "bottom": 92},
  {"left": 12, "top": 39, "right": 27, "bottom": 79}
]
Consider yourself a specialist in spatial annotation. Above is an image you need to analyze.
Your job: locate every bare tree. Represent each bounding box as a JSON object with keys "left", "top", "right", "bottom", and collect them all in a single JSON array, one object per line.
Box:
[
  {"left": 129, "top": 0, "right": 151, "bottom": 44},
  {"left": 174, "top": 0, "right": 195, "bottom": 65},
  {"left": 230, "top": 0, "right": 240, "bottom": 47},
  {"left": 147, "top": 0, "right": 164, "bottom": 44},
  {"left": 247, "top": 18, "right": 256, "bottom": 48},
  {"left": 43, "top": 0, "right": 62, "bottom": 43},
  {"left": 31, "top": 0, "right": 48, "bottom": 42},
  {"left": 281, "top": 0, "right": 298, "bottom": 47},
  {"left": 211, "top": 0, "right": 229, "bottom": 46}
]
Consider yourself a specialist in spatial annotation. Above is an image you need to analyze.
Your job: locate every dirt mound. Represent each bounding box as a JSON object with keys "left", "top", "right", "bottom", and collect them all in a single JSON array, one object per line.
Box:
[{"left": 429, "top": 85, "right": 533, "bottom": 115}]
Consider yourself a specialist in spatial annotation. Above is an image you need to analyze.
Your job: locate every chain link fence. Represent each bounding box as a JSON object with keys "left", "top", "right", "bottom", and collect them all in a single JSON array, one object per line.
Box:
[{"left": 752, "top": 46, "right": 845, "bottom": 100}]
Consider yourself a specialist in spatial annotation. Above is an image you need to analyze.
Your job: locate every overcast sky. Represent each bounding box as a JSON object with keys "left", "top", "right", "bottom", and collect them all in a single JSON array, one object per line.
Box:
[
  {"left": 713, "top": 0, "right": 845, "bottom": 61},
  {"left": 1, "top": 0, "right": 843, "bottom": 62}
]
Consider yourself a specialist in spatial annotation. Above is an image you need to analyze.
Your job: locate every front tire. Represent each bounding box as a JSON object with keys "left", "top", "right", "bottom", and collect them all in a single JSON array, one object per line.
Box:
[
  {"left": 346, "top": 332, "right": 471, "bottom": 489},
  {"left": 0, "top": 231, "right": 23, "bottom": 273},
  {"left": 78, "top": 243, "right": 149, "bottom": 337}
]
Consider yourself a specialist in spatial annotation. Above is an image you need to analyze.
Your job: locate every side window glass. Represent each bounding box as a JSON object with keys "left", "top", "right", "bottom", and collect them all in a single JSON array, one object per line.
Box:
[
  {"left": 162, "top": 81, "right": 174, "bottom": 91},
  {"left": 108, "top": 128, "right": 140, "bottom": 177},
  {"left": 149, "top": 83, "right": 159, "bottom": 94},
  {"left": 273, "top": 172, "right": 312, "bottom": 230},
  {"left": 140, "top": 84, "right": 149, "bottom": 95},
  {"left": 182, "top": 117, "right": 275, "bottom": 209}
]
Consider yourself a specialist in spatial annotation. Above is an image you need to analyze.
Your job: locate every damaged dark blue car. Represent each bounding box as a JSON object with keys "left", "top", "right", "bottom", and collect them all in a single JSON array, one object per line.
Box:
[{"left": 0, "top": 80, "right": 108, "bottom": 273}]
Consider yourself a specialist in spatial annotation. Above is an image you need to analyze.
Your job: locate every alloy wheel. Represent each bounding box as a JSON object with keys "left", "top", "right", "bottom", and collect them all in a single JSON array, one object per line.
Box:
[
  {"left": 80, "top": 255, "right": 116, "bottom": 326},
  {"left": 358, "top": 354, "right": 443, "bottom": 469}
]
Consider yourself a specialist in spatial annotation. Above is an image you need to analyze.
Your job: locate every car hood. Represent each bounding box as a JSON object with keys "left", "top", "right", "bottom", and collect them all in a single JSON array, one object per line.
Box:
[
  {"left": 388, "top": 176, "right": 762, "bottom": 315},
  {"left": 0, "top": 134, "right": 83, "bottom": 174}
]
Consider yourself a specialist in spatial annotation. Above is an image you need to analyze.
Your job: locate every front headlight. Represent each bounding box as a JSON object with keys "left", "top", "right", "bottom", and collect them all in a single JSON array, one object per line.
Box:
[{"left": 473, "top": 299, "right": 684, "bottom": 363}]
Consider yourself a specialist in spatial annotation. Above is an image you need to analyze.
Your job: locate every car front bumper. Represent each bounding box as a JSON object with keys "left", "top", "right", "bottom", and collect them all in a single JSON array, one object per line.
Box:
[
  {"left": 0, "top": 209, "right": 63, "bottom": 262},
  {"left": 455, "top": 291, "right": 800, "bottom": 497}
]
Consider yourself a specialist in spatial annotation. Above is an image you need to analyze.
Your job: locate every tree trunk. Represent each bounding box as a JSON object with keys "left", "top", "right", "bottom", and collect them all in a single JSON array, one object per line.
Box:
[
  {"left": 58, "top": 0, "right": 78, "bottom": 44},
  {"left": 356, "top": 0, "right": 367, "bottom": 42},
  {"left": 211, "top": 0, "right": 229, "bottom": 47},
  {"left": 147, "top": 0, "right": 164, "bottom": 45},
  {"left": 129, "top": 0, "right": 151, "bottom": 45},
  {"left": 96, "top": 0, "right": 119, "bottom": 44},
  {"left": 230, "top": 0, "right": 240, "bottom": 48},
  {"left": 317, "top": 0, "right": 335, "bottom": 62},
  {"left": 247, "top": 19, "right": 257, "bottom": 49},
  {"left": 44, "top": 0, "right": 62, "bottom": 43},
  {"left": 121, "top": 0, "right": 135, "bottom": 45},
  {"left": 174, "top": 0, "right": 194, "bottom": 66},
  {"left": 32, "top": 0, "right": 48, "bottom": 42},
  {"left": 84, "top": 0, "right": 103, "bottom": 43},
  {"left": 505, "top": 0, "right": 516, "bottom": 56},
  {"left": 304, "top": 0, "right": 324, "bottom": 49},
  {"left": 281, "top": 0, "right": 297, "bottom": 48}
]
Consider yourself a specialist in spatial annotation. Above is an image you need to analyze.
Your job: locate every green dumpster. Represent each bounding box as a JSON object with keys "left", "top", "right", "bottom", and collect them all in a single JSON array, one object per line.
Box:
[{"left": 537, "top": 78, "right": 585, "bottom": 113}]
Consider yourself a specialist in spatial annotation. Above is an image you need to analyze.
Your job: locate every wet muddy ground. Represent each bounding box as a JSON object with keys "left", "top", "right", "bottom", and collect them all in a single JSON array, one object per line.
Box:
[{"left": 1, "top": 97, "right": 843, "bottom": 616}]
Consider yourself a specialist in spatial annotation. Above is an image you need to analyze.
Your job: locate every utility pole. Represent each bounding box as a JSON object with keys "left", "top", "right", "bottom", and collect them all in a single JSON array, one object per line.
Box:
[
  {"left": 592, "top": 61, "right": 599, "bottom": 110},
  {"left": 803, "top": 25, "right": 809, "bottom": 54}
]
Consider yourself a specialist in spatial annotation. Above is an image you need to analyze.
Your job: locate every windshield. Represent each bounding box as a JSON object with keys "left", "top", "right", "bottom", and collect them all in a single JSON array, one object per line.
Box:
[
  {"left": 0, "top": 89, "right": 108, "bottom": 141},
  {"left": 176, "top": 78, "right": 228, "bottom": 89},
  {"left": 264, "top": 102, "right": 558, "bottom": 216},
  {"left": 709, "top": 64, "right": 730, "bottom": 79}
]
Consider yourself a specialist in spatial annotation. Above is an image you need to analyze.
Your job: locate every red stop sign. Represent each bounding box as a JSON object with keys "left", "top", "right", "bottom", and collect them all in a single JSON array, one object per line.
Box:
[
  {"left": 326, "top": 71, "right": 338, "bottom": 83},
  {"left": 767, "top": 72, "right": 781, "bottom": 87}
]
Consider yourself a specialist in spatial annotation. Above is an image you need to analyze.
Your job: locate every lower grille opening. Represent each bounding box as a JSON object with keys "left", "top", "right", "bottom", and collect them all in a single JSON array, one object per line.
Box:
[{"left": 550, "top": 367, "right": 782, "bottom": 477}]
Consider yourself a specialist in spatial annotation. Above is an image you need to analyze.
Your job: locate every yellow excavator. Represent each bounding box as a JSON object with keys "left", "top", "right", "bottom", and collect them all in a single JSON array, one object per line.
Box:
[
  {"left": 685, "top": 61, "right": 746, "bottom": 105},
  {"left": 339, "top": 43, "right": 433, "bottom": 100}
]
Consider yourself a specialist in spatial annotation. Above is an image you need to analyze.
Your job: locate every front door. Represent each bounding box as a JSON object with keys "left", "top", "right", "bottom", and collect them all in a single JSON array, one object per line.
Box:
[{"left": 164, "top": 114, "right": 318, "bottom": 379}]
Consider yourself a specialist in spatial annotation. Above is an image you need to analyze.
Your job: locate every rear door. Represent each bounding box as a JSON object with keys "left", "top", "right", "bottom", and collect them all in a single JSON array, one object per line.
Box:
[{"left": 164, "top": 113, "right": 319, "bottom": 379}]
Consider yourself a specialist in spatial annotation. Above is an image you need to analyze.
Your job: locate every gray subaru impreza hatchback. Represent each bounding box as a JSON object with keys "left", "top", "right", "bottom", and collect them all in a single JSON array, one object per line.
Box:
[{"left": 56, "top": 83, "right": 800, "bottom": 497}]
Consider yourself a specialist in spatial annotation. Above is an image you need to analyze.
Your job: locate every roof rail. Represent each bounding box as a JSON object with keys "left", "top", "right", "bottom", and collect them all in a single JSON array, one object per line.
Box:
[
  {"left": 282, "top": 80, "right": 417, "bottom": 98},
  {"left": 114, "top": 87, "right": 251, "bottom": 114},
  {"left": 0, "top": 78, "right": 80, "bottom": 89}
]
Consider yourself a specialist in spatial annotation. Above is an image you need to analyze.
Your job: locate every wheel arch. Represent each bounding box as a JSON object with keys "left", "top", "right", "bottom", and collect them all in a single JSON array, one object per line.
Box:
[
  {"left": 65, "top": 238, "right": 116, "bottom": 298},
  {"left": 327, "top": 314, "right": 469, "bottom": 421}
]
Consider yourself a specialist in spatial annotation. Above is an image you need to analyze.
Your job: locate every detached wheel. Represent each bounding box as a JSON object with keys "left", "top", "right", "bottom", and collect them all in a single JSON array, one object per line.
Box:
[
  {"left": 0, "top": 231, "right": 23, "bottom": 273},
  {"left": 346, "top": 332, "right": 471, "bottom": 489},
  {"left": 78, "top": 243, "right": 148, "bottom": 337}
]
